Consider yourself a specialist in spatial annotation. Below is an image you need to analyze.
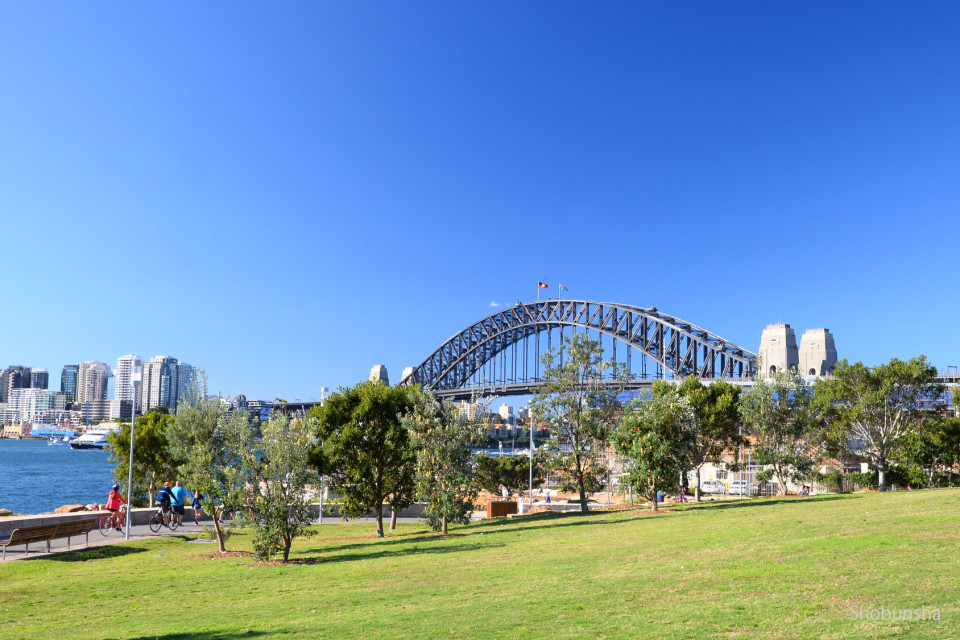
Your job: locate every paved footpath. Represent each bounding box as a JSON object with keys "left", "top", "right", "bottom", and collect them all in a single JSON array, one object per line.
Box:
[
  {"left": 0, "top": 516, "right": 433, "bottom": 563},
  {"left": 0, "top": 519, "right": 216, "bottom": 562}
]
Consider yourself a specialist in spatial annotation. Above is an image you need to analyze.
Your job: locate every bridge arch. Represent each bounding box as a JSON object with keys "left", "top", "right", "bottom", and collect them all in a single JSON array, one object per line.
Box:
[{"left": 402, "top": 300, "right": 756, "bottom": 400}]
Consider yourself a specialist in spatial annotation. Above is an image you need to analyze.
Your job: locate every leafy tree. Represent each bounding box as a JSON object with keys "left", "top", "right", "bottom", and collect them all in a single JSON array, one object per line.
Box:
[
  {"left": 740, "top": 368, "right": 818, "bottom": 495},
  {"left": 107, "top": 410, "right": 176, "bottom": 507},
  {"left": 475, "top": 455, "right": 543, "bottom": 496},
  {"left": 814, "top": 357, "right": 944, "bottom": 491},
  {"left": 310, "top": 380, "right": 417, "bottom": 537},
  {"left": 405, "top": 391, "right": 480, "bottom": 534},
  {"left": 532, "top": 333, "right": 625, "bottom": 514},
  {"left": 676, "top": 376, "right": 742, "bottom": 501},
  {"left": 244, "top": 412, "right": 319, "bottom": 561},
  {"left": 166, "top": 381, "right": 258, "bottom": 553},
  {"left": 616, "top": 381, "right": 693, "bottom": 511}
]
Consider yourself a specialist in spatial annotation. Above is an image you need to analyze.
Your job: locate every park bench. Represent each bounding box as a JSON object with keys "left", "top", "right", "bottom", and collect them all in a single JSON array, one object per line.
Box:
[
  {"left": 0, "top": 524, "right": 60, "bottom": 560},
  {"left": 52, "top": 518, "right": 98, "bottom": 550}
]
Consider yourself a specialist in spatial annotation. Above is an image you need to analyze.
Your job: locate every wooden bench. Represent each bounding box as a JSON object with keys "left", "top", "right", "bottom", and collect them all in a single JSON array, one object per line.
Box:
[
  {"left": 52, "top": 518, "right": 98, "bottom": 550},
  {"left": 0, "top": 524, "right": 60, "bottom": 560}
]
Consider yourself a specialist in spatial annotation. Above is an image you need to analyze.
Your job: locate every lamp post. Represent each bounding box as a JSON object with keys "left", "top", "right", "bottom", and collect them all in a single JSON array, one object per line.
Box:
[
  {"left": 528, "top": 413, "right": 534, "bottom": 511},
  {"left": 125, "top": 370, "right": 141, "bottom": 540}
]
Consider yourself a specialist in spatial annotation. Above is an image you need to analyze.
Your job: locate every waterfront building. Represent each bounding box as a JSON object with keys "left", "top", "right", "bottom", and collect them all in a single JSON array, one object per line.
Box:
[
  {"left": 30, "top": 368, "right": 49, "bottom": 390},
  {"left": 76, "top": 361, "right": 111, "bottom": 405},
  {"left": 78, "top": 398, "right": 128, "bottom": 423},
  {"left": 178, "top": 361, "right": 197, "bottom": 402},
  {"left": 0, "top": 366, "right": 31, "bottom": 403},
  {"left": 141, "top": 356, "right": 195, "bottom": 413},
  {"left": 8, "top": 389, "right": 67, "bottom": 424},
  {"left": 115, "top": 354, "right": 144, "bottom": 414},
  {"left": 246, "top": 399, "right": 271, "bottom": 423},
  {"left": 61, "top": 364, "right": 79, "bottom": 404}
]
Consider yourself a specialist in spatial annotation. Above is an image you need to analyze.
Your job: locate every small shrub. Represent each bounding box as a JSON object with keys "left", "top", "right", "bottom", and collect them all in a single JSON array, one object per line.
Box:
[
  {"left": 821, "top": 470, "right": 850, "bottom": 494},
  {"left": 201, "top": 525, "right": 228, "bottom": 542}
]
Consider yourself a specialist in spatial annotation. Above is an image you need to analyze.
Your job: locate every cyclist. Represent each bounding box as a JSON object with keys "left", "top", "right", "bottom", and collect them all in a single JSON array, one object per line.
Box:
[
  {"left": 105, "top": 483, "right": 127, "bottom": 531},
  {"left": 157, "top": 481, "right": 174, "bottom": 528}
]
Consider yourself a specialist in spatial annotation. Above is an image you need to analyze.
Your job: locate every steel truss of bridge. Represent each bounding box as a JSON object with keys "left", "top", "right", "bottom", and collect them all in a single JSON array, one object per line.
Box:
[{"left": 401, "top": 299, "right": 757, "bottom": 400}]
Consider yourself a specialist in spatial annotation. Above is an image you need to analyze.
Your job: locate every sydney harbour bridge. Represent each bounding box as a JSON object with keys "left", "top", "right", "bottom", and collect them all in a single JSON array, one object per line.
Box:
[{"left": 398, "top": 299, "right": 757, "bottom": 402}]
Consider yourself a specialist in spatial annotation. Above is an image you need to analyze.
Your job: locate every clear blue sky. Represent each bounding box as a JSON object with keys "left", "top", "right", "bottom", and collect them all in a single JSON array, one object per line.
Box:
[{"left": 2, "top": 2, "right": 959, "bottom": 400}]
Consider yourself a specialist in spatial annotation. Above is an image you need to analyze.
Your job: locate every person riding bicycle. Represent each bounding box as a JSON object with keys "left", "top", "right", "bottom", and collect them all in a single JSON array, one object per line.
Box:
[
  {"left": 157, "top": 481, "right": 175, "bottom": 527},
  {"left": 106, "top": 483, "right": 127, "bottom": 531}
]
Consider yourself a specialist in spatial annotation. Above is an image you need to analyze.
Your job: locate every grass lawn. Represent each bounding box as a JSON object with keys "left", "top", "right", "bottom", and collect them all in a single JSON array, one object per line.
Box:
[{"left": 2, "top": 489, "right": 958, "bottom": 639}]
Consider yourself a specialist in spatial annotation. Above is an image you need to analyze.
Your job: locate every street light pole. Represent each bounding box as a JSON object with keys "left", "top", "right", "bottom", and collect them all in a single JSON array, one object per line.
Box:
[
  {"left": 125, "top": 373, "right": 141, "bottom": 540},
  {"left": 528, "top": 412, "right": 534, "bottom": 511}
]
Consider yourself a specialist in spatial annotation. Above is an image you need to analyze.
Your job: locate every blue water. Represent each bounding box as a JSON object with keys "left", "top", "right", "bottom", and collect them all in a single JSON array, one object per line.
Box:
[{"left": 0, "top": 438, "right": 115, "bottom": 515}]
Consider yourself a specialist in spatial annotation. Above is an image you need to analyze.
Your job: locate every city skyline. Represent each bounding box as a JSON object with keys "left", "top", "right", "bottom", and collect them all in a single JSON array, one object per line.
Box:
[{"left": 3, "top": 4, "right": 960, "bottom": 400}]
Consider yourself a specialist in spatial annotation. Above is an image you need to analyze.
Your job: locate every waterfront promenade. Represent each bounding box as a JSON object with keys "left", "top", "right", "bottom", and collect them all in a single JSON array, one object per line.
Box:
[{"left": 0, "top": 513, "right": 431, "bottom": 562}]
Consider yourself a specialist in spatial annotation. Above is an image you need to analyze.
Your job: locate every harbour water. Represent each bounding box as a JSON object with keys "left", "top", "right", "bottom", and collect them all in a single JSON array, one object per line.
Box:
[{"left": 0, "top": 438, "right": 114, "bottom": 515}]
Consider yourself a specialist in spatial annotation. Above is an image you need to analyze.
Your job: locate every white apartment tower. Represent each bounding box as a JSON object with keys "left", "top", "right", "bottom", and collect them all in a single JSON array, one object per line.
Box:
[
  {"left": 76, "top": 361, "right": 112, "bottom": 405},
  {"left": 115, "top": 355, "right": 144, "bottom": 415}
]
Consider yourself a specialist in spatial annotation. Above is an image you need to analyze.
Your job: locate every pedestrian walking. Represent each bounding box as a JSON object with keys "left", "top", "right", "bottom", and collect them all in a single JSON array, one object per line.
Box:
[
  {"left": 170, "top": 480, "right": 189, "bottom": 527},
  {"left": 192, "top": 489, "right": 204, "bottom": 525}
]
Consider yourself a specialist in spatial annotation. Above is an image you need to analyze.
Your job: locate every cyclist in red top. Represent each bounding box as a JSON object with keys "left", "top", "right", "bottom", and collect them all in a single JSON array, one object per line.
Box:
[{"left": 106, "top": 483, "right": 127, "bottom": 531}]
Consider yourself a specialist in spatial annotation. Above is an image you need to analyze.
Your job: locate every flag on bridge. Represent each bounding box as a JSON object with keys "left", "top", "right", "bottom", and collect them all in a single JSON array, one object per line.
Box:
[
  {"left": 559, "top": 283, "right": 568, "bottom": 292},
  {"left": 538, "top": 282, "right": 548, "bottom": 289}
]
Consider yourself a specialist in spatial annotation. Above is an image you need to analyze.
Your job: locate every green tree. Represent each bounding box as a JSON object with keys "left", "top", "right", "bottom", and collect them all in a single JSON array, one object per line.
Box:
[
  {"left": 475, "top": 455, "right": 543, "bottom": 496},
  {"left": 676, "top": 377, "right": 743, "bottom": 501},
  {"left": 814, "top": 357, "right": 944, "bottom": 491},
  {"left": 532, "top": 333, "right": 625, "bottom": 514},
  {"left": 740, "top": 369, "right": 817, "bottom": 495},
  {"left": 405, "top": 391, "right": 479, "bottom": 534},
  {"left": 310, "top": 380, "right": 417, "bottom": 537},
  {"left": 166, "top": 381, "right": 258, "bottom": 553},
  {"left": 244, "top": 413, "right": 319, "bottom": 561},
  {"left": 107, "top": 410, "right": 176, "bottom": 507},
  {"left": 616, "top": 381, "right": 693, "bottom": 511}
]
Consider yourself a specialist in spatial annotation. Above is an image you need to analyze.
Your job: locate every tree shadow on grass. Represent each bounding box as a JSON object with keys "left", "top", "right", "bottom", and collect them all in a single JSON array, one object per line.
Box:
[
  {"left": 42, "top": 545, "right": 150, "bottom": 562},
  {"left": 123, "top": 631, "right": 269, "bottom": 640},
  {"left": 677, "top": 495, "right": 856, "bottom": 512},
  {"left": 295, "top": 537, "right": 505, "bottom": 565}
]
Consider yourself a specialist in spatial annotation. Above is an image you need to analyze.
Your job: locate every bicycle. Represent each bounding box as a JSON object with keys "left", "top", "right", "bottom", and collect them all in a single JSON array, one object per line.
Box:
[
  {"left": 148, "top": 507, "right": 179, "bottom": 533},
  {"left": 98, "top": 505, "right": 127, "bottom": 536}
]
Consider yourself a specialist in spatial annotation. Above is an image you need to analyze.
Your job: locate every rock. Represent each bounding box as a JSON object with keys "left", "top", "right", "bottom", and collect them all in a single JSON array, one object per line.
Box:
[
  {"left": 0, "top": 508, "right": 11, "bottom": 517},
  {"left": 56, "top": 504, "right": 87, "bottom": 514}
]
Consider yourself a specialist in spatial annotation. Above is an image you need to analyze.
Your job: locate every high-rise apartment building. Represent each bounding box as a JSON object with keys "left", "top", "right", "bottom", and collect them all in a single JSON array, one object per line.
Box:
[
  {"left": 115, "top": 355, "right": 144, "bottom": 415},
  {"left": 76, "top": 361, "right": 111, "bottom": 405},
  {"left": 61, "top": 365, "right": 79, "bottom": 404},
  {"left": 8, "top": 388, "right": 67, "bottom": 424},
  {"left": 141, "top": 356, "right": 196, "bottom": 413},
  {"left": 30, "top": 368, "right": 49, "bottom": 390},
  {"left": 0, "top": 366, "right": 31, "bottom": 403},
  {"left": 177, "top": 361, "right": 197, "bottom": 404}
]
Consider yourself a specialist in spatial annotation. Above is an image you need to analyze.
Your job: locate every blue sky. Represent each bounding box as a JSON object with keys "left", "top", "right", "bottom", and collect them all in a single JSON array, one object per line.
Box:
[{"left": 2, "top": 3, "right": 959, "bottom": 400}]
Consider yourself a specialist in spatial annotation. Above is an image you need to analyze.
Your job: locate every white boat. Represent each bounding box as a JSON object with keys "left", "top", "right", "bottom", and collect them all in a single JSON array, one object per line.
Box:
[
  {"left": 48, "top": 437, "right": 64, "bottom": 446},
  {"left": 69, "top": 425, "right": 119, "bottom": 450}
]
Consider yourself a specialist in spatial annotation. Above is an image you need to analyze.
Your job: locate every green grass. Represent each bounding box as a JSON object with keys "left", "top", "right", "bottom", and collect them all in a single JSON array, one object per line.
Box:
[{"left": 3, "top": 490, "right": 959, "bottom": 639}]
